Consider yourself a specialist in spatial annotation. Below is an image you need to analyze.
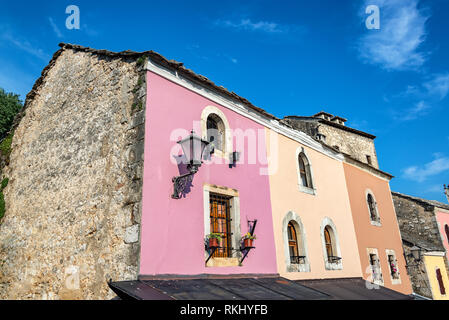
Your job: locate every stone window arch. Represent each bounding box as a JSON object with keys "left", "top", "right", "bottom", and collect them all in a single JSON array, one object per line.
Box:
[
  {"left": 320, "top": 217, "right": 343, "bottom": 270},
  {"left": 282, "top": 211, "right": 310, "bottom": 272},
  {"left": 365, "top": 190, "right": 381, "bottom": 226},
  {"left": 295, "top": 147, "right": 315, "bottom": 195},
  {"left": 201, "top": 106, "right": 232, "bottom": 159}
]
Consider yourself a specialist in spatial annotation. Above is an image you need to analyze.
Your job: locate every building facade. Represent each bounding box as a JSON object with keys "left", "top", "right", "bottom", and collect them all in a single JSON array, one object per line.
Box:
[
  {"left": 265, "top": 128, "right": 364, "bottom": 281},
  {"left": 392, "top": 192, "right": 449, "bottom": 299},
  {"left": 342, "top": 160, "right": 412, "bottom": 294},
  {"left": 139, "top": 64, "right": 279, "bottom": 276},
  {"left": 0, "top": 43, "right": 416, "bottom": 300}
]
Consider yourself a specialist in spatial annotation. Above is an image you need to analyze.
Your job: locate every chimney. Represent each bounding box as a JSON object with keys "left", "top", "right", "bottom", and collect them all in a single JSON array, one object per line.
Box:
[
  {"left": 330, "top": 116, "right": 348, "bottom": 126},
  {"left": 445, "top": 184, "right": 449, "bottom": 203}
]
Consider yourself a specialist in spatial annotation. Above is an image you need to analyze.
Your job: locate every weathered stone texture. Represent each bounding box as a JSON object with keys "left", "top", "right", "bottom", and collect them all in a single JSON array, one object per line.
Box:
[
  {"left": 282, "top": 118, "right": 379, "bottom": 168},
  {"left": 392, "top": 192, "right": 447, "bottom": 298},
  {"left": 0, "top": 48, "right": 146, "bottom": 299}
]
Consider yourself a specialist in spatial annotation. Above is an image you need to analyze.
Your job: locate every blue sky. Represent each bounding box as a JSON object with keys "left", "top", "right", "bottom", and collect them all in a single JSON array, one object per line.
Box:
[{"left": 0, "top": 0, "right": 448, "bottom": 202}]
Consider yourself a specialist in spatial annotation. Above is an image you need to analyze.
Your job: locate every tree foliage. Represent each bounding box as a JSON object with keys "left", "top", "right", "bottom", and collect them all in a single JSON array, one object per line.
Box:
[{"left": 0, "top": 88, "right": 23, "bottom": 140}]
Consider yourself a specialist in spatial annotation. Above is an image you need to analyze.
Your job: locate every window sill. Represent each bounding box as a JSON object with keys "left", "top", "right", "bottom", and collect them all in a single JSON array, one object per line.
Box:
[
  {"left": 298, "top": 185, "right": 316, "bottom": 196},
  {"left": 390, "top": 277, "right": 401, "bottom": 285},
  {"left": 370, "top": 221, "right": 382, "bottom": 227},
  {"left": 287, "top": 263, "right": 311, "bottom": 273},
  {"left": 325, "top": 260, "right": 343, "bottom": 271},
  {"left": 206, "top": 257, "right": 240, "bottom": 268}
]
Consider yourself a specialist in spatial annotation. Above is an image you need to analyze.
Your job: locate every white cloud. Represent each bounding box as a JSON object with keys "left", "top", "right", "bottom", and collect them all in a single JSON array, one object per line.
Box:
[
  {"left": 403, "top": 154, "right": 449, "bottom": 182},
  {"left": 423, "top": 73, "right": 449, "bottom": 101},
  {"left": 1, "top": 32, "right": 50, "bottom": 62},
  {"left": 358, "top": 0, "right": 429, "bottom": 71},
  {"left": 401, "top": 100, "right": 430, "bottom": 121},
  {"left": 215, "top": 18, "right": 289, "bottom": 34},
  {"left": 48, "top": 17, "right": 63, "bottom": 38}
]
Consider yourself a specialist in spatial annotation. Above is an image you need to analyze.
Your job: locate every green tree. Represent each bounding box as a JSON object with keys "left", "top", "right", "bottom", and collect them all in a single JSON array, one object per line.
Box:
[{"left": 0, "top": 88, "right": 23, "bottom": 140}]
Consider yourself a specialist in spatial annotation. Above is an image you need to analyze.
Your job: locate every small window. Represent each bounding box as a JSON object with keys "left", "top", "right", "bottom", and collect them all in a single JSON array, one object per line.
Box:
[
  {"left": 298, "top": 153, "right": 313, "bottom": 189},
  {"left": 388, "top": 254, "right": 400, "bottom": 280},
  {"left": 366, "top": 155, "right": 372, "bottom": 165},
  {"left": 206, "top": 114, "right": 225, "bottom": 152},
  {"left": 367, "top": 193, "right": 380, "bottom": 223},
  {"left": 209, "top": 193, "right": 232, "bottom": 258},
  {"left": 436, "top": 268, "right": 446, "bottom": 295},
  {"left": 369, "top": 254, "right": 383, "bottom": 282}
]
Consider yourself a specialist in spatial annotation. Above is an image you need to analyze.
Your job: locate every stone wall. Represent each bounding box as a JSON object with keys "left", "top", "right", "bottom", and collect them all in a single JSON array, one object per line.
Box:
[
  {"left": 392, "top": 192, "right": 447, "bottom": 298},
  {"left": 317, "top": 124, "right": 378, "bottom": 168},
  {"left": 392, "top": 193, "right": 444, "bottom": 251},
  {"left": 0, "top": 46, "right": 146, "bottom": 299},
  {"left": 282, "top": 118, "right": 379, "bottom": 168}
]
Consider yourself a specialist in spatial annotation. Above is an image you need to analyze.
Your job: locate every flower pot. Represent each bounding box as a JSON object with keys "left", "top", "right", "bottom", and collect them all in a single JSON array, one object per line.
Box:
[
  {"left": 244, "top": 238, "right": 253, "bottom": 248},
  {"left": 209, "top": 238, "right": 219, "bottom": 248}
]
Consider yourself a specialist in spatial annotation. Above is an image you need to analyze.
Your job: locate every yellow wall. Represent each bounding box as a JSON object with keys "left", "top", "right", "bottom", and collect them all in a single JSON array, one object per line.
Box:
[
  {"left": 424, "top": 254, "right": 449, "bottom": 300},
  {"left": 265, "top": 128, "right": 363, "bottom": 280}
]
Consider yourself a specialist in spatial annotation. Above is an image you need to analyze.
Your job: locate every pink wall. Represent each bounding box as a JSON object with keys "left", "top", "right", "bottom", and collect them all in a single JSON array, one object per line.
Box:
[
  {"left": 436, "top": 209, "right": 449, "bottom": 263},
  {"left": 139, "top": 71, "right": 278, "bottom": 276}
]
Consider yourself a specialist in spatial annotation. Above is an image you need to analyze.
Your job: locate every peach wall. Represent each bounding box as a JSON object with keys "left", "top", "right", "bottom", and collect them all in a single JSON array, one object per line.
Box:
[
  {"left": 342, "top": 162, "right": 413, "bottom": 294},
  {"left": 266, "top": 128, "right": 363, "bottom": 280}
]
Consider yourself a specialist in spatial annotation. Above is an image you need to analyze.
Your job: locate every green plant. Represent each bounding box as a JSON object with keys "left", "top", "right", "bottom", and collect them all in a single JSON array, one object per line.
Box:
[
  {"left": 1, "top": 177, "right": 8, "bottom": 190},
  {"left": 208, "top": 233, "right": 223, "bottom": 240},
  {"left": 242, "top": 232, "right": 256, "bottom": 240},
  {"left": 0, "top": 131, "right": 13, "bottom": 157},
  {"left": 136, "top": 55, "right": 148, "bottom": 67},
  {"left": 0, "top": 191, "right": 5, "bottom": 220},
  {"left": 0, "top": 87, "right": 22, "bottom": 139}
]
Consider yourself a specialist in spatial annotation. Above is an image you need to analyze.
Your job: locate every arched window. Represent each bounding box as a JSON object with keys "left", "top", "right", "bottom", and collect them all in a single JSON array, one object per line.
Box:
[
  {"left": 324, "top": 226, "right": 334, "bottom": 259},
  {"left": 320, "top": 218, "right": 342, "bottom": 270},
  {"left": 288, "top": 222, "right": 299, "bottom": 263},
  {"left": 445, "top": 224, "right": 449, "bottom": 244},
  {"left": 367, "top": 193, "right": 380, "bottom": 223},
  {"left": 283, "top": 213, "right": 310, "bottom": 272},
  {"left": 298, "top": 153, "right": 313, "bottom": 189},
  {"left": 436, "top": 268, "right": 446, "bottom": 295},
  {"left": 206, "top": 114, "right": 225, "bottom": 152}
]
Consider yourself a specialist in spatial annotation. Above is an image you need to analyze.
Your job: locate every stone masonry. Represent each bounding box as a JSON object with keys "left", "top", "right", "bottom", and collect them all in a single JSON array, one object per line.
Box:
[
  {"left": 392, "top": 191, "right": 449, "bottom": 298},
  {"left": 0, "top": 44, "right": 147, "bottom": 299},
  {"left": 282, "top": 114, "right": 379, "bottom": 168}
]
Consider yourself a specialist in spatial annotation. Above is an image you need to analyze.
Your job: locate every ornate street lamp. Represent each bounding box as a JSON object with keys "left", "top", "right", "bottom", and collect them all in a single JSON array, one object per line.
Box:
[{"left": 172, "top": 130, "right": 209, "bottom": 199}]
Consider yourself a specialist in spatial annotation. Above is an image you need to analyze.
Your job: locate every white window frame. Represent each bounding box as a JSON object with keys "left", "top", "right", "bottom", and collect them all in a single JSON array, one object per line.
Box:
[
  {"left": 282, "top": 211, "right": 310, "bottom": 273},
  {"left": 201, "top": 106, "right": 233, "bottom": 161},
  {"left": 320, "top": 217, "right": 343, "bottom": 270},
  {"left": 385, "top": 249, "right": 401, "bottom": 285},
  {"left": 295, "top": 147, "right": 316, "bottom": 196},
  {"left": 203, "top": 184, "right": 241, "bottom": 267},
  {"left": 366, "top": 248, "right": 384, "bottom": 286},
  {"left": 365, "top": 189, "right": 381, "bottom": 227}
]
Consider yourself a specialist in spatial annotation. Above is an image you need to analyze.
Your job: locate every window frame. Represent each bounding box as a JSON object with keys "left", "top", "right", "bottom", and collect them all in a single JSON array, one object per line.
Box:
[
  {"left": 320, "top": 217, "right": 343, "bottom": 270},
  {"left": 386, "top": 249, "right": 401, "bottom": 285},
  {"left": 282, "top": 211, "right": 310, "bottom": 272},
  {"left": 366, "top": 248, "right": 384, "bottom": 286},
  {"left": 203, "top": 184, "right": 241, "bottom": 267},
  {"left": 365, "top": 190, "right": 381, "bottom": 226},
  {"left": 295, "top": 147, "right": 316, "bottom": 196},
  {"left": 201, "top": 106, "right": 232, "bottom": 161}
]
